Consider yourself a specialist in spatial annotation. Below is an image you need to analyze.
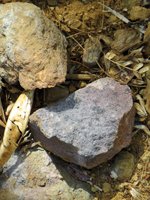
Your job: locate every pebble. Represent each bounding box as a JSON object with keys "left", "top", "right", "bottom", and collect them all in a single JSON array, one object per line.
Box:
[
  {"left": 102, "top": 182, "right": 112, "bottom": 193},
  {"left": 110, "top": 151, "right": 136, "bottom": 181},
  {"left": 82, "top": 37, "right": 102, "bottom": 66}
]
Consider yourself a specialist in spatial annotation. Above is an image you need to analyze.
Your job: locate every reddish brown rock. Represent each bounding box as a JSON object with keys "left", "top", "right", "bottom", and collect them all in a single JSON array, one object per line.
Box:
[
  {"left": 29, "top": 78, "right": 135, "bottom": 169},
  {"left": 0, "top": 3, "right": 67, "bottom": 90}
]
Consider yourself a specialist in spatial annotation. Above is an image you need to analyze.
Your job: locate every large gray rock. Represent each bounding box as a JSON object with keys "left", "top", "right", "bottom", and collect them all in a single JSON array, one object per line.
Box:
[
  {"left": 0, "top": 148, "right": 93, "bottom": 200},
  {"left": 0, "top": 3, "right": 67, "bottom": 90},
  {"left": 29, "top": 78, "right": 135, "bottom": 169}
]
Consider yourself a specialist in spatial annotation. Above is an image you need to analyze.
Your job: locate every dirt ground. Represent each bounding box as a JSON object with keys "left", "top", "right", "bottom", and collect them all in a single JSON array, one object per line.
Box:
[{"left": 0, "top": 0, "right": 150, "bottom": 200}]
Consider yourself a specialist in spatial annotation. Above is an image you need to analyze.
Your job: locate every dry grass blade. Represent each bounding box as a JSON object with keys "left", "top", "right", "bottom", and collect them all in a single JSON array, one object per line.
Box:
[
  {"left": 98, "top": 1, "right": 145, "bottom": 34},
  {"left": 0, "top": 90, "right": 34, "bottom": 167},
  {"left": 135, "top": 94, "right": 147, "bottom": 117},
  {"left": 130, "top": 187, "right": 146, "bottom": 200},
  {"left": 134, "top": 125, "right": 150, "bottom": 136},
  {"left": 0, "top": 98, "right": 6, "bottom": 125},
  {"left": 134, "top": 103, "right": 147, "bottom": 117},
  {"left": 98, "top": 1, "right": 130, "bottom": 24}
]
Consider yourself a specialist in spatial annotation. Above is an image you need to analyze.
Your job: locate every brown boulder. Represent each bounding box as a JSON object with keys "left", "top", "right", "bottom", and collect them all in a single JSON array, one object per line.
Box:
[{"left": 0, "top": 3, "right": 67, "bottom": 90}]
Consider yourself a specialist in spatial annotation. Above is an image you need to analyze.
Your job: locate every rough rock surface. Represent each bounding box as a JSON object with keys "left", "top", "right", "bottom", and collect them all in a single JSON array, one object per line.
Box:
[
  {"left": 0, "top": 3, "right": 67, "bottom": 90},
  {"left": 29, "top": 78, "right": 135, "bottom": 169},
  {"left": 0, "top": 148, "right": 93, "bottom": 200}
]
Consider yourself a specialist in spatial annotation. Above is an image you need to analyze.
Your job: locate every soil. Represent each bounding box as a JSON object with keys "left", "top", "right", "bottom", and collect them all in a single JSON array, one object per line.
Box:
[{"left": 0, "top": 0, "right": 150, "bottom": 200}]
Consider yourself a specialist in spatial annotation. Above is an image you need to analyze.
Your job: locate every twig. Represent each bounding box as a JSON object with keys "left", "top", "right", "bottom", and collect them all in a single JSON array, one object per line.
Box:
[{"left": 98, "top": 1, "right": 145, "bottom": 34}]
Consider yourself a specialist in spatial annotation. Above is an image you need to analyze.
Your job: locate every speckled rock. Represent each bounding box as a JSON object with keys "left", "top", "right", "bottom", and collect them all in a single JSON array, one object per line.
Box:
[
  {"left": 110, "top": 151, "right": 136, "bottom": 181},
  {"left": 29, "top": 78, "right": 135, "bottom": 169},
  {"left": 0, "top": 148, "right": 93, "bottom": 200},
  {"left": 0, "top": 3, "right": 67, "bottom": 90}
]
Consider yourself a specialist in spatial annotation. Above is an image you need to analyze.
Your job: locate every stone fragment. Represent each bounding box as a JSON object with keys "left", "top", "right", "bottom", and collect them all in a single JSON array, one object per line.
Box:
[
  {"left": 111, "top": 29, "right": 141, "bottom": 53},
  {"left": 0, "top": 148, "right": 93, "bottom": 200},
  {"left": 0, "top": 3, "right": 67, "bottom": 90},
  {"left": 110, "top": 151, "right": 136, "bottom": 181},
  {"left": 83, "top": 37, "right": 102, "bottom": 66},
  {"left": 102, "top": 182, "right": 112, "bottom": 193},
  {"left": 129, "top": 6, "right": 150, "bottom": 21},
  {"left": 29, "top": 78, "right": 135, "bottom": 169}
]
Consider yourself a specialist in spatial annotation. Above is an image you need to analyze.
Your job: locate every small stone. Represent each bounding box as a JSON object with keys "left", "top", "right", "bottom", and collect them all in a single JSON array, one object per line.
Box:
[
  {"left": 129, "top": 6, "right": 150, "bottom": 21},
  {"left": 110, "top": 151, "right": 136, "bottom": 181},
  {"left": 29, "top": 78, "right": 135, "bottom": 169},
  {"left": 0, "top": 3, "right": 67, "bottom": 90},
  {"left": 83, "top": 37, "right": 102, "bottom": 66},
  {"left": 111, "top": 28, "right": 141, "bottom": 53},
  {"left": 0, "top": 149, "right": 93, "bottom": 200},
  {"left": 137, "top": 163, "right": 142, "bottom": 170},
  {"left": 78, "top": 81, "right": 87, "bottom": 88},
  {"left": 102, "top": 182, "right": 111, "bottom": 193}
]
